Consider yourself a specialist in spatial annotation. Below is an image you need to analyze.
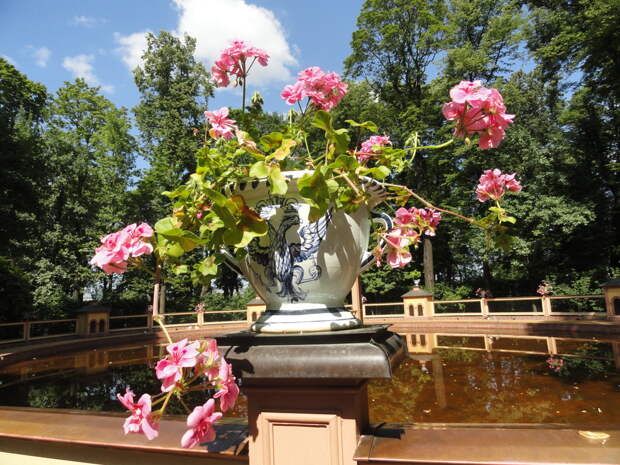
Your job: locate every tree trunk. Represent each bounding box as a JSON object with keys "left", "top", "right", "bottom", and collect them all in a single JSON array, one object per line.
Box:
[
  {"left": 423, "top": 238, "right": 435, "bottom": 289},
  {"left": 483, "top": 259, "right": 493, "bottom": 291}
]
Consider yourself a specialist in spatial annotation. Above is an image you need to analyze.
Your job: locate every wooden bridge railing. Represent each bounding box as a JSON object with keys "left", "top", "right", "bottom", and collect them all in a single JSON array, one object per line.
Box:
[{"left": 0, "top": 292, "right": 614, "bottom": 345}]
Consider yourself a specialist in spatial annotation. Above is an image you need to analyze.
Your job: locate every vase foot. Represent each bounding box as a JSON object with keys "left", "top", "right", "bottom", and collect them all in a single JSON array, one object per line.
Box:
[{"left": 250, "top": 308, "right": 361, "bottom": 333}]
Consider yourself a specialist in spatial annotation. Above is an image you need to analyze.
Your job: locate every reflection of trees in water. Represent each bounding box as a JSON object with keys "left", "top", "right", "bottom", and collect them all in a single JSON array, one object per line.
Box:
[
  {"left": 554, "top": 343, "right": 614, "bottom": 380},
  {"left": 437, "top": 346, "right": 481, "bottom": 363},
  {"left": 368, "top": 357, "right": 431, "bottom": 423},
  {"left": 465, "top": 353, "right": 555, "bottom": 423},
  {"left": 17, "top": 363, "right": 248, "bottom": 418},
  {"left": 26, "top": 366, "right": 159, "bottom": 411}
]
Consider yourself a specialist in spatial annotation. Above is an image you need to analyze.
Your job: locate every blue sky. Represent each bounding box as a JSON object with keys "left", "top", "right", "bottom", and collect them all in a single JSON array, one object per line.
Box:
[{"left": 1, "top": 0, "right": 364, "bottom": 114}]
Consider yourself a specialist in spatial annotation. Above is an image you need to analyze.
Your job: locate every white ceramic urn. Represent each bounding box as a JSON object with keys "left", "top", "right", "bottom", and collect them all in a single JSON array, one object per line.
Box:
[{"left": 223, "top": 171, "right": 389, "bottom": 333}]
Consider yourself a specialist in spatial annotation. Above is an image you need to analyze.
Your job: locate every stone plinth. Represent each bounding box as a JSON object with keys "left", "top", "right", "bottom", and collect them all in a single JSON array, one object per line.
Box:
[{"left": 217, "top": 325, "right": 404, "bottom": 465}]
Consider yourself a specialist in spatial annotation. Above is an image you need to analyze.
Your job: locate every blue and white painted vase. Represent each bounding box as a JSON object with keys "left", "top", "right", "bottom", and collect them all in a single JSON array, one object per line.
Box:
[{"left": 223, "top": 171, "right": 390, "bottom": 333}]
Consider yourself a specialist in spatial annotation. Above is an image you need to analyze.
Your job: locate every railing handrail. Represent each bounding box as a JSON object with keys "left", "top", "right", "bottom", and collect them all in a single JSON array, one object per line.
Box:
[
  {"left": 363, "top": 302, "right": 404, "bottom": 307},
  {"left": 29, "top": 318, "right": 77, "bottom": 325},
  {"left": 548, "top": 294, "right": 603, "bottom": 299}
]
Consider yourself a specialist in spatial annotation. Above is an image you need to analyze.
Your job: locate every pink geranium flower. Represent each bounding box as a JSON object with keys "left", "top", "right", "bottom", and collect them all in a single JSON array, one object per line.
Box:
[
  {"left": 281, "top": 67, "right": 348, "bottom": 111},
  {"left": 117, "top": 388, "right": 159, "bottom": 440},
  {"left": 357, "top": 135, "right": 392, "bottom": 162},
  {"left": 442, "top": 81, "right": 514, "bottom": 149},
  {"left": 475, "top": 169, "right": 522, "bottom": 202},
  {"left": 394, "top": 207, "right": 442, "bottom": 236},
  {"left": 449, "top": 80, "right": 492, "bottom": 104},
  {"left": 213, "top": 361, "right": 239, "bottom": 412},
  {"left": 90, "top": 222, "right": 154, "bottom": 275},
  {"left": 211, "top": 40, "right": 269, "bottom": 88},
  {"left": 197, "top": 338, "right": 221, "bottom": 381},
  {"left": 386, "top": 247, "right": 412, "bottom": 268},
  {"left": 181, "top": 398, "right": 223, "bottom": 449},
  {"left": 155, "top": 338, "right": 200, "bottom": 392},
  {"left": 204, "top": 107, "right": 238, "bottom": 140}
]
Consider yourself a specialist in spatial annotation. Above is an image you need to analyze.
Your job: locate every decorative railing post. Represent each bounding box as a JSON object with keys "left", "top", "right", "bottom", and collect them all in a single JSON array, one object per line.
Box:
[
  {"left": 402, "top": 285, "right": 433, "bottom": 318},
  {"left": 480, "top": 298, "right": 489, "bottom": 317},
  {"left": 246, "top": 296, "right": 266, "bottom": 323},
  {"left": 23, "top": 322, "right": 30, "bottom": 342},
  {"left": 602, "top": 278, "right": 620, "bottom": 320},
  {"left": 542, "top": 296, "right": 552, "bottom": 316},
  {"left": 351, "top": 277, "right": 364, "bottom": 324}
]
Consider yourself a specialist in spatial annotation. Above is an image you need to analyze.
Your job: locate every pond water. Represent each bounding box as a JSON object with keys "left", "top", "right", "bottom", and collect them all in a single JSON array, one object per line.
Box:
[{"left": 0, "top": 332, "right": 618, "bottom": 426}]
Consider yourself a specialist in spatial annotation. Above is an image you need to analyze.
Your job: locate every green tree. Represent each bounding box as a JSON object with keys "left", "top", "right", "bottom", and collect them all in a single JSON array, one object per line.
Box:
[
  {"left": 0, "top": 58, "right": 47, "bottom": 261},
  {"left": 526, "top": 0, "right": 620, "bottom": 284},
  {"left": 133, "top": 31, "right": 214, "bottom": 222},
  {"left": 345, "top": 0, "right": 525, "bottom": 294},
  {"left": 32, "top": 79, "right": 135, "bottom": 316}
]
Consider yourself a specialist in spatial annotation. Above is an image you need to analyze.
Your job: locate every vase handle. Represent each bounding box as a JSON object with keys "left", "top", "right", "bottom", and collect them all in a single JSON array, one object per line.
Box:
[
  {"left": 219, "top": 248, "right": 243, "bottom": 276},
  {"left": 360, "top": 211, "right": 393, "bottom": 272}
]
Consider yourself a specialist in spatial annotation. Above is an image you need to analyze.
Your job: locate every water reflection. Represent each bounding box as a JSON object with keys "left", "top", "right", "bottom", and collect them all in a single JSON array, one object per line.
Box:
[
  {"left": 0, "top": 332, "right": 618, "bottom": 426},
  {"left": 369, "top": 333, "right": 619, "bottom": 425}
]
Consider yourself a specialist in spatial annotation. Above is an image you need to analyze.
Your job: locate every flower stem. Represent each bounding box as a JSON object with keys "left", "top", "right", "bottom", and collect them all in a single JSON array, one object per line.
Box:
[
  {"left": 155, "top": 315, "right": 173, "bottom": 345},
  {"left": 382, "top": 183, "right": 484, "bottom": 228},
  {"left": 157, "top": 391, "right": 173, "bottom": 415},
  {"left": 403, "top": 138, "right": 455, "bottom": 152}
]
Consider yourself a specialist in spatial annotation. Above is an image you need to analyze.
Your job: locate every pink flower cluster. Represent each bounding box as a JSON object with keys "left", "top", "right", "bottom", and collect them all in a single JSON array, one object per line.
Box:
[
  {"left": 205, "top": 107, "right": 238, "bottom": 140},
  {"left": 118, "top": 338, "right": 238, "bottom": 449},
  {"left": 90, "top": 223, "right": 154, "bottom": 274},
  {"left": 356, "top": 135, "right": 392, "bottom": 162},
  {"left": 546, "top": 357, "right": 564, "bottom": 373},
  {"left": 442, "top": 80, "right": 514, "bottom": 149},
  {"left": 211, "top": 40, "right": 269, "bottom": 87},
  {"left": 537, "top": 282, "right": 553, "bottom": 296},
  {"left": 475, "top": 169, "right": 522, "bottom": 202},
  {"left": 375, "top": 207, "right": 442, "bottom": 268},
  {"left": 281, "top": 67, "right": 348, "bottom": 111}
]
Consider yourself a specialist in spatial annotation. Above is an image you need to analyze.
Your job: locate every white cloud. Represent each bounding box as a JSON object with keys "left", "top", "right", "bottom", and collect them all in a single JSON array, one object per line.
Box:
[
  {"left": 115, "top": 0, "right": 297, "bottom": 86},
  {"left": 114, "top": 31, "right": 150, "bottom": 71},
  {"left": 1, "top": 55, "right": 18, "bottom": 67},
  {"left": 62, "top": 54, "right": 114, "bottom": 93},
  {"left": 32, "top": 47, "right": 51, "bottom": 67},
  {"left": 174, "top": 0, "right": 297, "bottom": 86},
  {"left": 72, "top": 16, "right": 106, "bottom": 27}
]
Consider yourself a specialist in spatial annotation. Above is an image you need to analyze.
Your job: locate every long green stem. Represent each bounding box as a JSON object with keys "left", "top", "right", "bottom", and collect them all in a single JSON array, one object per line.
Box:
[
  {"left": 382, "top": 182, "right": 484, "bottom": 228},
  {"left": 157, "top": 391, "right": 173, "bottom": 415},
  {"left": 155, "top": 316, "right": 173, "bottom": 345},
  {"left": 403, "top": 138, "right": 455, "bottom": 152},
  {"left": 242, "top": 76, "right": 247, "bottom": 115}
]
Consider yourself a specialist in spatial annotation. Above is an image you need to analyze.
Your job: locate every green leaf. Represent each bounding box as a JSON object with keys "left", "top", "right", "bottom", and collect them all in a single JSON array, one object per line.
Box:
[
  {"left": 298, "top": 170, "right": 331, "bottom": 221},
  {"left": 249, "top": 160, "right": 269, "bottom": 178},
  {"left": 203, "top": 187, "right": 228, "bottom": 207},
  {"left": 270, "top": 139, "right": 297, "bottom": 161},
  {"left": 368, "top": 166, "right": 391, "bottom": 180},
  {"left": 154, "top": 217, "right": 182, "bottom": 236},
  {"left": 173, "top": 264, "right": 189, "bottom": 275},
  {"left": 333, "top": 129, "right": 351, "bottom": 154},
  {"left": 196, "top": 257, "right": 218, "bottom": 276},
  {"left": 311, "top": 110, "right": 333, "bottom": 133},
  {"left": 268, "top": 165, "right": 288, "bottom": 195},
  {"left": 345, "top": 119, "right": 378, "bottom": 132},
  {"left": 330, "top": 154, "right": 359, "bottom": 171},
  {"left": 260, "top": 132, "right": 283, "bottom": 151}
]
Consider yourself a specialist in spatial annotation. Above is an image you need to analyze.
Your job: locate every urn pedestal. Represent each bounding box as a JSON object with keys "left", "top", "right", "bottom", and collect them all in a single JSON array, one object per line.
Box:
[{"left": 217, "top": 325, "right": 404, "bottom": 465}]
